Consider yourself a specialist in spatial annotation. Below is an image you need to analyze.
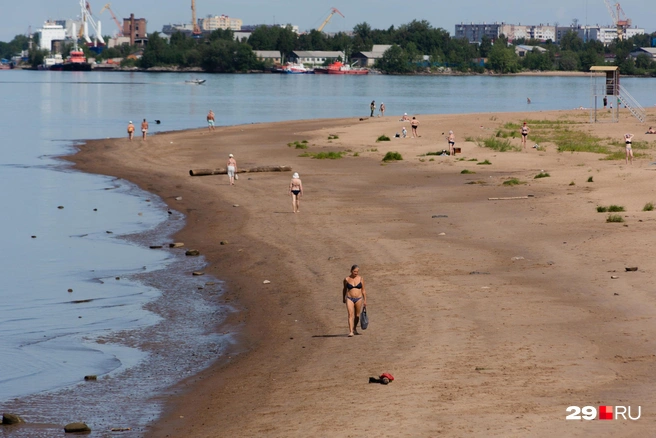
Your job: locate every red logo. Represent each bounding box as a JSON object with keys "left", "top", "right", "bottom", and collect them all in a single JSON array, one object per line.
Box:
[{"left": 599, "top": 406, "right": 613, "bottom": 420}]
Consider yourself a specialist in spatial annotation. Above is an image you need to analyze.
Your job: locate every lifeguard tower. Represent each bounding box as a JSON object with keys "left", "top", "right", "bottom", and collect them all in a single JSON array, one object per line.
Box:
[{"left": 589, "top": 66, "right": 645, "bottom": 123}]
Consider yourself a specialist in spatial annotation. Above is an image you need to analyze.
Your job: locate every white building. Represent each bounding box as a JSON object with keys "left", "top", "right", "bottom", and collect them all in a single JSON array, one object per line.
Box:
[
  {"left": 37, "top": 22, "right": 67, "bottom": 51},
  {"left": 576, "top": 26, "right": 645, "bottom": 45},
  {"left": 200, "top": 15, "right": 242, "bottom": 31},
  {"left": 499, "top": 24, "right": 555, "bottom": 43}
]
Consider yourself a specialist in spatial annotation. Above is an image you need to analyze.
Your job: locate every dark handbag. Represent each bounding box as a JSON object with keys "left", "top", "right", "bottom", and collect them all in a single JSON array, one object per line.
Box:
[{"left": 360, "top": 306, "right": 369, "bottom": 330}]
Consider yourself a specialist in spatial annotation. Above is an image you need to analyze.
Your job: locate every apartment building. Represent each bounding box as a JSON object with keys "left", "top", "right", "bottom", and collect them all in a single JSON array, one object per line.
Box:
[{"left": 200, "top": 15, "right": 243, "bottom": 32}]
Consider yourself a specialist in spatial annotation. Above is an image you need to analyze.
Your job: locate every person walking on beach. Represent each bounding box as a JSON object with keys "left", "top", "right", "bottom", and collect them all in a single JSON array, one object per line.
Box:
[
  {"left": 624, "top": 133, "right": 634, "bottom": 164},
  {"left": 343, "top": 264, "right": 366, "bottom": 337},
  {"left": 141, "top": 119, "right": 149, "bottom": 141},
  {"left": 520, "top": 122, "right": 530, "bottom": 149},
  {"left": 227, "top": 154, "right": 237, "bottom": 185},
  {"left": 370, "top": 100, "right": 376, "bottom": 117},
  {"left": 447, "top": 130, "right": 456, "bottom": 155},
  {"left": 127, "top": 121, "right": 135, "bottom": 141},
  {"left": 411, "top": 116, "right": 419, "bottom": 138},
  {"left": 379, "top": 102, "right": 385, "bottom": 117},
  {"left": 207, "top": 110, "right": 215, "bottom": 131},
  {"left": 289, "top": 172, "right": 303, "bottom": 213}
]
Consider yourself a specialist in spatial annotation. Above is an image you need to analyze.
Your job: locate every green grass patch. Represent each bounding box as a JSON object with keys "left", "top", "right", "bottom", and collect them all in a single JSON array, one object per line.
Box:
[
  {"left": 299, "top": 151, "right": 344, "bottom": 159},
  {"left": 503, "top": 177, "right": 525, "bottom": 186},
  {"left": 468, "top": 158, "right": 478, "bottom": 161},
  {"left": 606, "top": 214, "right": 624, "bottom": 223},
  {"left": 425, "top": 151, "right": 444, "bottom": 156},
  {"left": 429, "top": 158, "right": 435, "bottom": 161},
  {"left": 587, "top": 176, "right": 594, "bottom": 183},
  {"left": 461, "top": 169, "right": 476, "bottom": 174},
  {"left": 382, "top": 151, "right": 403, "bottom": 162},
  {"left": 466, "top": 180, "right": 486, "bottom": 185},
  {"left": 608, "top": 205, "right": 625, "bottom": 212},
  {"left": 477, "top": 159, "right": 492, "bottom": 165},
  {"left": 503, "top": 122, "right": 521, "bottom": 130},
  {"left": 353, "top": 152, "right": 359, "bottom": 157},
  {"left": 465, "top": 136, "right": 475, "bottom": 142},
  {"left": 327, "top": 135, "right": 339, "bottom": 140},
  {"left": 288, "top": 140, "right": 309, "bottom": 149},
  {"left": 596, "top": 206, "right": 608, "bottom": 213},
  {"left": 534, "top": 172, "right": 550, "bottom": 179},
  {"left": 643, "top": 202, "right": 654, "bottom": 211},
  {"left": 477, "top": 137, "right": 519, "bottom": 152},
  {"left": 376, "top": 135, "right": 391, "bottom": 142},
  {"left": 569, "top": 181, "right": 575, "bottom": 186}
]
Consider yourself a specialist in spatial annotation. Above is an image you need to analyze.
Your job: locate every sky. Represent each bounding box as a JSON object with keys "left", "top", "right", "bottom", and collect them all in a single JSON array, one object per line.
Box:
[{"left": 2, "top": 0, "right": 654, "bottom": 42}]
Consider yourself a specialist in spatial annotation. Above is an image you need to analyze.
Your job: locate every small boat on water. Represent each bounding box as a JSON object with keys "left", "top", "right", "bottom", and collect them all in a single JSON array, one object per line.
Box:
[
  {"left": 281, "top": 62, "right": 314, "bottom": 74},
  {"left": 315, "top": 61, "right": 368, "bottom": 75},
  {"left": 185, "top": 79, "right": 206, "bottom": 84}
]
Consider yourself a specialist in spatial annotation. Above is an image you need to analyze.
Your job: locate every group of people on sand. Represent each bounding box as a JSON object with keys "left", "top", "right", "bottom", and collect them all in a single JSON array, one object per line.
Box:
[
  {"left": 126, "top": 120, "right": 149, "bottom": 141},
  {"left": 370, "top": 100, "right": 385, "bottom": 117}
]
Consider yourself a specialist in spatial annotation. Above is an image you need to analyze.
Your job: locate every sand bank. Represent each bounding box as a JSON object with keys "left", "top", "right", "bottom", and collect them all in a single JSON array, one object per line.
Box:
[{"left": 68, "top": 108, "right": 656, "bottom": 436}]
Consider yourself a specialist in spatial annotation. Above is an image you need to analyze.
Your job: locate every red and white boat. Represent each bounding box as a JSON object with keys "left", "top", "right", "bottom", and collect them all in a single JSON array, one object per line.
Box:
[
  {"left": 315, "top": 61, "right": 368, "bottom": 75},
  {"left": 282, "top": 62, "right": 313, "bottom": 74}
]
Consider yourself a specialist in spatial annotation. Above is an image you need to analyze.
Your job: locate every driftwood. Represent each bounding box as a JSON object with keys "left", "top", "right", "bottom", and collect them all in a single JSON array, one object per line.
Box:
[
  {"left": 488, "top": 195, "right": 535, "bottom": 200},
  {"left": 189, "top": 165, "right": 292, "bottom": 176}
]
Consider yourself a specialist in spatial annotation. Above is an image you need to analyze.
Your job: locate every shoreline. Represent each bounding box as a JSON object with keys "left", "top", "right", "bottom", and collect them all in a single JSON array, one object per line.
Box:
[{"left": 64, "top": 109, "right": 656, "bottom": 436}]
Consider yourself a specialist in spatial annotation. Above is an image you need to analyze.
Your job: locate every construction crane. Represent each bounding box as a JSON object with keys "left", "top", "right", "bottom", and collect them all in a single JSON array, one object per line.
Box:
[
  {"left": 78, "top": 0, "right": 105, "bottom": 45},
  {"left": 603, "top": 0, "right": 631, "bottom": 41},
  {"left": 99, "top": 4, "right": 124, "bottom": 37},
  {"left": 317, "top": 7, "right": 345, "bottom": 32},
  {"left": 191, "top": 0, "right": 202, "bottom": 37}
]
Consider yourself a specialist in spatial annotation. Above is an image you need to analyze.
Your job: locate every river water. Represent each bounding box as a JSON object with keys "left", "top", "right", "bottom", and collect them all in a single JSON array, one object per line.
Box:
[{"left": 0, "top": 70, "right": 654, "bottom": 436}]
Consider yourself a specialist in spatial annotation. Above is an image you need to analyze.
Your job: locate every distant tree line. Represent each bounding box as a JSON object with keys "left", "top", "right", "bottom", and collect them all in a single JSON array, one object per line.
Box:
[{"left": 2, "top": 21, "right": 655, "bottom": 75}]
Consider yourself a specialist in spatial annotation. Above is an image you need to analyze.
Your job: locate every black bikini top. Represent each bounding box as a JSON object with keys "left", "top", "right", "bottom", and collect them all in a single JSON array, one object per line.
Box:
[{"left": 346, "top": 279, "right": 362, "bottom": 290}]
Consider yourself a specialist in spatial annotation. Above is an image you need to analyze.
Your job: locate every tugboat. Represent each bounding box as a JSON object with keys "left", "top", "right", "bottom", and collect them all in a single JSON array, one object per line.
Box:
[{"left": 51, "top": 47, "right": 91, "bottom": 71}]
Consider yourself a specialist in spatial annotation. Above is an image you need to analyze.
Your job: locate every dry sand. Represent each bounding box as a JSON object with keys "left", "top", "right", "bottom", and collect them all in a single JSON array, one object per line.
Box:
[{"left": 68, "top": 107, "right": 656, "bottom": 437}]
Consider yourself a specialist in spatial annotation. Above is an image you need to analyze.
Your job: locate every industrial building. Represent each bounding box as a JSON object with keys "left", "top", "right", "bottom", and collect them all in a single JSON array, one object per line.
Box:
[
  {"left": 123, "top": 14, "right": 147, "bottom": 45},
  {"left": 36, "top": 22, "right": 67, "bottom": 51}
]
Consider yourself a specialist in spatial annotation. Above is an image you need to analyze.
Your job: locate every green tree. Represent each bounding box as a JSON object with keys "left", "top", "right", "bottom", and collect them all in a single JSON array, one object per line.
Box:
[
  {"left": 560, "top": 31, "right": 583, "bottom": 52},
  {"left": 479, "top": 35, "right": 492, "bottom": 58},
  {"left": 376, "top": 44, "right": 411, "bottom": 73},
  {"left": 28, "top": 48, "right": 48, "bottom": 67},
  {"left": 558, "top": 50, "right": 580, "bottom": 71},
  {"left": 487, "top": 42, "right": 519, "bottom": 73}
]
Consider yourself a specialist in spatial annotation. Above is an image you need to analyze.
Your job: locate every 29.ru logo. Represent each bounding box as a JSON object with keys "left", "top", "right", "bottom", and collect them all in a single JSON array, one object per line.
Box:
[{"left": 566, "top": 406, "right": 641, "bottom": 420}]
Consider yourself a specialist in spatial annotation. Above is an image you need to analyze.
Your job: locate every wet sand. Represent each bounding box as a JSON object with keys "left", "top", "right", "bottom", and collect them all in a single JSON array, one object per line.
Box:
[{"left": 67, "top": 108, "right": 656, "bottom": 436}]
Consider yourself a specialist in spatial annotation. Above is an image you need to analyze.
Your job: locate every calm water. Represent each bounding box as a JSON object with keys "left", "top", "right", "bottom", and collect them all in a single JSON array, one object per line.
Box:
[{"left": 0, "top": 70, "right": 654, "bottom": 435}]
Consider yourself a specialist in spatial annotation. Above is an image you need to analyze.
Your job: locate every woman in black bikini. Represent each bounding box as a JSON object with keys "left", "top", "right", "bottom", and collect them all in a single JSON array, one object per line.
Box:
[
  {"left": 343, "top": 265, "right": 367, "bottom": 337},
  {"left": 289, "top": 172, "right": 303, "bottom": 213}
]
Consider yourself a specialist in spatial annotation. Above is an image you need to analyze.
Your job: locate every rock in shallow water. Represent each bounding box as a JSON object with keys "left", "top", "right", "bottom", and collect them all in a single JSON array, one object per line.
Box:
[
  {"left": 64, "top": 422, "right": 91, "bottom": 433},
  {"left": 2, "top": 413, "right": 24, "bottom": 425}
]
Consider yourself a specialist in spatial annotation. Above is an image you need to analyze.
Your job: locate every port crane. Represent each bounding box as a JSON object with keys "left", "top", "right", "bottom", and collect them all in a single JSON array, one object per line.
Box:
[
  {"left": 317, "top": 7, "right": 345, "bottom": 32},
  {"left": 191, "top": 0, "right": 202, "bottom": 37},
  {"left": 99, "top": 3, "right": 124, "bottom": 37},
  {"left": 78, "top": 0, "right": 105, "bottom": 45},
  {"left": 603, "top": 0, "right": 631, "bottom": 41}
]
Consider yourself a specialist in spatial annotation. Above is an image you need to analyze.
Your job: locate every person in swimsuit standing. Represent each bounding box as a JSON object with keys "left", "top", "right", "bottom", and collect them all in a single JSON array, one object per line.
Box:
[
  {"left": 343, "top": 264, "right": 367, "bottom": 337},
  {"left": 227, "top": 153, "right": 237, "bottom": 185},
  {"left": 207, "top": 110, "right": 215, "bottom": 131},
  {"left": 141, "top": 119, "right": 149, "bottom": 141},
  {"left": 370, "top": 100, "right": 376, "bottom": 117},
  {"left": 447, "top": 130, "right": 455, "bottom": 156},
  {"left": 624, "top": 133, "right": 634, "bottom": 164},
  {"left": 520, "top": 122, "right": 530, "bottom": 149},
  {"left": 127, "top": 121, "right": 135, "bottom": 141},
  {"left": 379, "top": 102, "right": 385, "bottom": 117},
  {"left": 289, "top": 172, "right": 303, "bottom": 213},
  {"left": 411, "top": 117, "right": 419, "bottom": 138}
]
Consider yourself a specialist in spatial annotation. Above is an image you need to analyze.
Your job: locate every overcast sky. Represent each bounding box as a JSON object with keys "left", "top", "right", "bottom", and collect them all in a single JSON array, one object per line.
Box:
[{"left": 2, "top": 0, "right": 653, "bottom": 42}]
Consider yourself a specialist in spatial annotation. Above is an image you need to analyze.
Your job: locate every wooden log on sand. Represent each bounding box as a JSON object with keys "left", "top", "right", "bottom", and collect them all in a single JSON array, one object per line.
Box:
[
  {"left": 189, "top": 166, "right": 292, "bottom": 176},
  {"left": 488, "top": 195, "right": 535, "bottom": 200}
]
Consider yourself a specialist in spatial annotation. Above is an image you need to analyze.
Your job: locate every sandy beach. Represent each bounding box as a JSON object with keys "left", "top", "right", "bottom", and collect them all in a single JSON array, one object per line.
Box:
[{"left": 67, "top": 107, "right": 656, "bottom": 437}]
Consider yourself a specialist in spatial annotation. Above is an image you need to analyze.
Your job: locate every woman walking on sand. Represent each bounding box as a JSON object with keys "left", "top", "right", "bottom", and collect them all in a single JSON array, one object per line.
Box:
[
  {"left": 127, "top": 121, "right": 135, "bottom": 141},
  {"left": 520, "top": 122, "right": 530, "bottom": 149},
  {"left": 624, "top": 133, "right": 634, "bottom": 164},
  {"left": 379, "top": 102, "right": 385, "bottom": 117},
  {"left": 343, "top": 265, "right": 367, "bottom": 337},
  {"left": 289, "top": 172, "right": 303, "bottom": 213},
  {"left": 411, "top": 116, "right": 419, "bottom": 138},
  {"left": 227, "top": 153, "right": 237, "bottom": 185},
  {"left": 141, "top": 119, "right": 149, "bottom": 141}
]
